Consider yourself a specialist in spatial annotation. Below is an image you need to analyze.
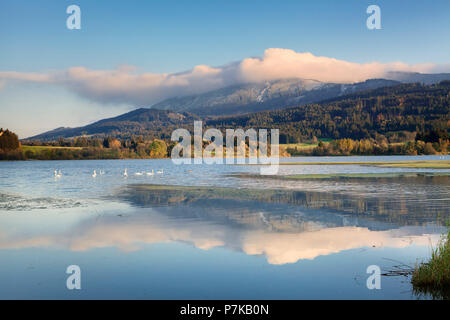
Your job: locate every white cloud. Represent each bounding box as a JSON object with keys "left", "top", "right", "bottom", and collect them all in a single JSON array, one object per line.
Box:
[
  {"left": 0, "top": 48, "right": 447, "bottom": 107},
  {"left": 0, "top": 208, "right": 442, "bottom": 265}
]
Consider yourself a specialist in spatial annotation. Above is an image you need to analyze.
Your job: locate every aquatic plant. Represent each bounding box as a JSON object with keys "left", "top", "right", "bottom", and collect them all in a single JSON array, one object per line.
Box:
[{"left": 412, "top": 226, "right": 450, "bottom": 299}]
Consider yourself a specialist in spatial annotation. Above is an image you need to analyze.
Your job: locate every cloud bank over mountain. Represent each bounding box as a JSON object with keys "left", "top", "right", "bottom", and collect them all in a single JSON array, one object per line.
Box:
[{"left": 0, "top": 48, "right": 448, "bottom": 107}]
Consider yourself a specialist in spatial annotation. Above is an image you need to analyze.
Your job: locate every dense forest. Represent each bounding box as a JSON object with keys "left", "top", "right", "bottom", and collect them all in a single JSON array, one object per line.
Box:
[{"left": 206, "top": 81, "right": 450, "bottom": 143}]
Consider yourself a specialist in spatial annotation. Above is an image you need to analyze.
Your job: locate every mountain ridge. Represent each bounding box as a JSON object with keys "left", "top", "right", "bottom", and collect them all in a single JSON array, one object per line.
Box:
[
  {"left": 149, "top": 72, "right": 450, "bottom": 116},
  {"left": 150, "top": 78, "right": 401, "bottom": 116},
  {"left": 25, "top": 79, "right": 450, "bottom": 142}
]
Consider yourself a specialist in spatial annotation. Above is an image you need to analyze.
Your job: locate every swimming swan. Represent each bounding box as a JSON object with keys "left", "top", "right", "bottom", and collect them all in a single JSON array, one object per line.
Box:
[{"left": 146, "top": 170, "right": 154, "bottom": 176}]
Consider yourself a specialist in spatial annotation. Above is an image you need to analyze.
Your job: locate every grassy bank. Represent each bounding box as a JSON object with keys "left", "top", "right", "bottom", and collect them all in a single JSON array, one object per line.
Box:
[
  {"left": 412, "top": 228, "right": 450, "bottom": 299},
  {"left": 242, "top": 160, "right": 450, "bottom": 169},
  {"left": 230, "top": 171, "right": 450, "bottom": 180},
  {"left": 372, "top": 161, "right": 450, "bottom": 169},
  {"left": 21, "top": 145, "right": 82, "bottom": 153}
]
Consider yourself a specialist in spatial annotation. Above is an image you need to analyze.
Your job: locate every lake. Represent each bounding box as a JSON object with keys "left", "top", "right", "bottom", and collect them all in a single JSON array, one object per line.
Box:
[{"left": 0, "top": 155, "right": 449, "bottom": 299}]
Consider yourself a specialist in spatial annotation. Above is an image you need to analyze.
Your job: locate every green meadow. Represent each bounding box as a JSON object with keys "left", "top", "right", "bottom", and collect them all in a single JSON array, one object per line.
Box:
[{"left": 247, "top": 160, "right": 450, "bottom": 169}]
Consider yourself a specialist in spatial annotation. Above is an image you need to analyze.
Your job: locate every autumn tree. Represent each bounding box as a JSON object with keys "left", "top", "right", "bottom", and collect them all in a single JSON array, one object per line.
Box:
[
  {"left": 148, "top": 140, "right": 167, "bottom": 158},
  {"left": 0, "top": 129, "right": 20, "bottom": 151}
]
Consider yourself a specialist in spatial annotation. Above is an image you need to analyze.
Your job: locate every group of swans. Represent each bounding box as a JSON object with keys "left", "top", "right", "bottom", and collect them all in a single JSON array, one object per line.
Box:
[
  {"left": 131, "top": 168, "right": 163, "bottom": 176},
  {"left": 54, "top": 168, "right": 164, "bottom": 179},
  {"left": 92, "top": 170, "right": 106, "bottom": 178}
]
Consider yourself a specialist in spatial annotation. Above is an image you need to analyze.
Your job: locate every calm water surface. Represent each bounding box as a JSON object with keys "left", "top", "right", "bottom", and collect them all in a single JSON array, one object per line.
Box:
[{"left": 0, "top": 155, "right": 449, "bottom": 299}]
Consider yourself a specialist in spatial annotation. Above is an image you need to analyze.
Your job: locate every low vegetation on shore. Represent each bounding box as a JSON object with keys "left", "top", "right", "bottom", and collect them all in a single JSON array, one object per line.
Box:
[
  {"left": 251, "top": 160, "right": 450, "bottom": 169},
  {"left": 412, "top": 227, "right": 450, "bottom": 299}
]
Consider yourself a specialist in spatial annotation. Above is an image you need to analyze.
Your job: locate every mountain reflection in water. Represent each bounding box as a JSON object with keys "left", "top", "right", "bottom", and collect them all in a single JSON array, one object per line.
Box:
[
  {"left": 0, "top": 177, "right": 448, "bottom": 266},
  {"left": 119, "top": 176, "right": 450, "bottom": 227}
]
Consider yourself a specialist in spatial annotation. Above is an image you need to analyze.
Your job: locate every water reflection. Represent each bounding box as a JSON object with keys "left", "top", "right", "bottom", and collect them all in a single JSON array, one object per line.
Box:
[
  {"left": 119, "top": 177, "right": 450, "bottom": 226},
  {"left": 1, "top": 158, "right": 449, "bottom": 299},
  {"left": 0, "top": 183, "right": 447, "bottom": 266}
]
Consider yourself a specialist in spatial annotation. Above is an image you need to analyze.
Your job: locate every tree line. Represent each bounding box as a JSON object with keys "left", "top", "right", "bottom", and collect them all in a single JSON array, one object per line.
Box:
[
  {"left": 0, "top": 132, "right": 171, "bottom": 161},
  {"left": 288, "top": 129, "right": 448, "bottom": 156}
]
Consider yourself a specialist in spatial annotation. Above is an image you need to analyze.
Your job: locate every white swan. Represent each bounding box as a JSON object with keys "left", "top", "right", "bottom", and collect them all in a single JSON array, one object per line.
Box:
[
  {"left": 146, "top": 169, "right": 154, "bottom": 176},
  {"left": 92, "top": 170, "right": 97, "bottom": 178},
  {"left": 123, "top": 169, "right": 128, "bottom": 177},
  {"left": 157, "top": 169, "right": 164, "bottom": 174},
  {"left": 54, "top": 170, "right": 62, "bottom": 178}
]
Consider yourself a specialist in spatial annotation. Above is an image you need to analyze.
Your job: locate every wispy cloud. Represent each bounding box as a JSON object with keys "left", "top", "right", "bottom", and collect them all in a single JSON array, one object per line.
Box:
[{"left": 0, "top": 49, "right": 447, "bottom": 107}]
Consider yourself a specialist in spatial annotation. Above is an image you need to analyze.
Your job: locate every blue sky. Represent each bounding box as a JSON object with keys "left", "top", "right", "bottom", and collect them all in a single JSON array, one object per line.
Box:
[{"left": 1, "top": 0, "right": 449, "bottom": 137}]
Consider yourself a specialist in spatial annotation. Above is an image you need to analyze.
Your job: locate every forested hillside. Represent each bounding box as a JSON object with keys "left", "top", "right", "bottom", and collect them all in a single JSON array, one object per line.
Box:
[
  {"left": 207, "top": 81, "right": 450, "bottom": 143},
  {"left": 27, "top": 81, "right": 450, "bottom": 144}
]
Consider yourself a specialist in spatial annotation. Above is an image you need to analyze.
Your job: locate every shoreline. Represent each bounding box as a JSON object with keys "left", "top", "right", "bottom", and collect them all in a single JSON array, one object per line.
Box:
[{"left": 1, "top": 154, "right": 448, "bottom": 162}]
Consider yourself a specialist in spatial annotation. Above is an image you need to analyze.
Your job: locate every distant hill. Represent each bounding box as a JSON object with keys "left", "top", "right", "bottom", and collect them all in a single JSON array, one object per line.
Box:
[
  {"left": 27, "top": 80, "right": 450, "bottom": 142},
  {"left": 385, "top": 71, "right": 450, "bottom": 85},
  {"left": 27, "top": 108, "right": 199, "bottom": 141}
]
